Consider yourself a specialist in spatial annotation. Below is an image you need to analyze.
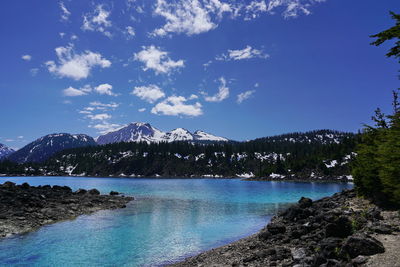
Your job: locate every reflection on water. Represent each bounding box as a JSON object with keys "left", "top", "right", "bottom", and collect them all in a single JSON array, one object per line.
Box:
[{"left": 0, "top": 177, "right": 352, "bottom": 266}]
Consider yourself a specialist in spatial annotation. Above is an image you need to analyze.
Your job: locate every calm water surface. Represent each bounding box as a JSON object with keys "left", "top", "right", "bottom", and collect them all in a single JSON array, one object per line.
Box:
[{"left": 0, "top": 177, "right": 352, "bottom": 266}]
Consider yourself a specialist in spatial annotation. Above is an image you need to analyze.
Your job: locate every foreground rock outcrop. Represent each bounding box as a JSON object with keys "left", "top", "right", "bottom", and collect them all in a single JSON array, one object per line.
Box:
[
  {"left": 171, "top": 189, "right": 400, "bottom": 267},
  {"left": 0, "top": 181, "right": 133, "bottom": 238}
]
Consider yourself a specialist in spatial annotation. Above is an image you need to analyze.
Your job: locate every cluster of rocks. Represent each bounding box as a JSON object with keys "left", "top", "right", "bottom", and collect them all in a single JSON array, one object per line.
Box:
[
  {"left": 0, "top": 181, "right": 133, "bottom": 238},
  {"left": 172, "top": 189, "right": 400, "bottom": 267}
]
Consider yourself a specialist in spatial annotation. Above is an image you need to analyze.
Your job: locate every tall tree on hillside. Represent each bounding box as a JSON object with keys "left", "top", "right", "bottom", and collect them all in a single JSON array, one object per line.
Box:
[{"left": 353, "top": 12, "right": 400, "bottom": 207}]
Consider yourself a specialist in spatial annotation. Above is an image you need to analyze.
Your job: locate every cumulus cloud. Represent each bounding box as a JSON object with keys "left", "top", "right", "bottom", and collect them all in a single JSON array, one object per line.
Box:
[
  {"left": 204, "top": 77, "right": 230, "bottom": 102},
  {"left": 60, "top": 2, "right": 71, "bottom": 21},
  {"left": 151, "top": 95, "right": 203, "bottom": 116},
  {"left": 82, "top": 5, "right": 112, "bottom": 37},
  {"left": 151, "top": 0, "right": 322, "bottom": 36},
  {"left": 134, "top": 46, "right": 184, "bottom": 75},
  {"left": 216, "top": 45, "right": 269, "bottom": 61},
  {"left": 138, "top": 108, "right": 146, "bottom": 112},
  {"left": 152, "top": 0, "right": 230, "bottom": 36},
  {"left": 87, "top": 113, "right": 112, "bottom": 120},
  {"left": 125, "top": 26, "right": 135, "bottom": 38},
  {"left": 62, "top": 84, "right": 117, "bottom": 97},
  {"left": 46, "top": 44, "right": 111, "bottom": 80},
  {"left": 21, "top": 55, "right": 32, "bottom": 61},
  {"left": 131, "top": 84, "right": 165, "bottom": 103},
  {"left": 94, "top": 83, "right": 117, "bottom": 96},
  {"left": 62, "top": 85, "right": 92, "bottom": 97},
  {"left": 90, "top": 122, "right": 122, "bottom": 134},
  {"left": 237, "top": 90, "right": 255, "bottom": 104},
  {"left": 80, "top": 102, "right": 120, "bottom": 134}
]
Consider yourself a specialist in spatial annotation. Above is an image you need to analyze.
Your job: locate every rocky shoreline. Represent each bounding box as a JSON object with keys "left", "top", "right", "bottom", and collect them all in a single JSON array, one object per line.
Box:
[
  {"left": 0, "top": 181, "right": 133, "bottom": 238},
  {"left": 171, "top": 189, "right": 400, "bottom": 267}
]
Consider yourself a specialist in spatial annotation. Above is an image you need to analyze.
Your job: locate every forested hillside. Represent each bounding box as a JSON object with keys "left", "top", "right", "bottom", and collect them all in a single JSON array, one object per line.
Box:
[{"left": 0, "top": 130, "right": 358, "bottom": 180}]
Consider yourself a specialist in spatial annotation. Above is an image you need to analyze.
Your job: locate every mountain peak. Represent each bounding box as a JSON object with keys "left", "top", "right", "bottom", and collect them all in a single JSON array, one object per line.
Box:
[{"left": 0, "top": 143, "right": 15, "bottom": 160}]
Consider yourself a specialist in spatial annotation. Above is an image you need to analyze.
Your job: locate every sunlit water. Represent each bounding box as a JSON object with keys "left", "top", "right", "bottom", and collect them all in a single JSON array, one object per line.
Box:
[{"left": 0, "top": 177, "right": 352, "bottom": 266}]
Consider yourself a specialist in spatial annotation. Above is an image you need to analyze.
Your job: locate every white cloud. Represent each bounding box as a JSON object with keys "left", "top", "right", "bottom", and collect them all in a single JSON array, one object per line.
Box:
[
  {"left": 82, "top": 5, "right": 112, "bottom": 37},
  {"left": 46, "top": 44, "right": 111, "bottom": 80},
  {"left": 63, "top": 84, "right": 117, "bottom": 97},
  {"left": 131, "top": 85, "right": 165, "bottom": 103},
  {"left": 17, "top": 136, "right": 24, "bottom": 139},
  {"left": 89, "top": 101, "right": 119, "bottom": 110},
  {"left": 138, "top": 108, "right": 146, "bottom": 112},
  {"left": 216, "top": 45, "right": 269, "bottom": 61},
  {"left": 125, "top": 26, "right": 135, "bottom": 38},
  {"left": 151, "top": 0, "right": 321, "bottom": 36},
  {"left": 267, "top": 0, "right": 325, "bottom": 18},
  {"left": 63, "top": 85, "right": 92, "bottom": 97},
  {"left": 151, "top": 95, "right": 203, "bottom": 116},
  {"left": 151, "top": 0, "right": 324, "bottom": 36},
  {"left": 94, "top": 83, "right": 117, "bottom": 96},
  {"left": 22, "top": 55, "right": 32, "bottom": 61},
  {"left": 204, "top": 77, "right": 229, "bottom": 102},
  {"left": 87, "top": 113, "right": 112, "bottom": 121},
  {"left": 189, "top": 94, "right": 199, "bottom": 100},
  {"left": 203, "top": 60, "right": 213, "bottom": 69},
  {"left": 241, "top": 0, "right": 268, "bottom": 20},
  {"left": 237, "top": 90, "right": 255, "bottom": 104},
  {"left": 152, "top": 0, "right": 223, "bottom": 36},
  {"left": 59, "top": 32, "right": 66, "bottom": 38},
  {"left": 134, "top": 46, "right": 184, "bottom": 75},
  {"left": 60, "top": 2, "right": 71, "bottom": 21},
  {"left": 254, "top": 83, "right": 259, "bottom": 87},
  {"left": 90, "top": 122, "right": 122, "bottom": 134},
  {"left": 71, "top": 34, "right": 78, "bottom": 40}
]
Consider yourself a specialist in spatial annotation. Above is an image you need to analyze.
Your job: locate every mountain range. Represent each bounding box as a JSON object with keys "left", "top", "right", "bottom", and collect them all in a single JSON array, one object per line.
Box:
[
  {"left": 2, "top": 122, "right": 228, "bottom": 163},
  {"left": 96, "top": 122, "right": 228, "bottom": 144},
  {"left": 7, "top": 134, "right": 97, "bottom": 163}
]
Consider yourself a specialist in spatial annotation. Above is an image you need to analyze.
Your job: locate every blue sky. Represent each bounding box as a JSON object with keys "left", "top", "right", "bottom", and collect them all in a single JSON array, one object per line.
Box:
[{"left": 0, "top": 0, "right": 399, "bottom": 148}]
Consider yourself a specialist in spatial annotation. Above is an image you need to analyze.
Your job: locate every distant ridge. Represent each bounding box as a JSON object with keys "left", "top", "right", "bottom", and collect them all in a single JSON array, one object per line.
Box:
[{"left": 7, "top": 133, "right": 97, "bottom": 163}]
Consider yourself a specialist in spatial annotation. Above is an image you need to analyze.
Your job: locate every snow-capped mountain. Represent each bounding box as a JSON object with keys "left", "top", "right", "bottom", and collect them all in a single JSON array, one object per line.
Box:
[
  {"left": 0, "top": 143, "right": 14, "bottom": 159},
  {"left": 193, "top": 130, "right": 229, "bottom": 142},
  {"left": 8, "top": 133, "right": 97, "bottom": 163},
  {"left": 161, "top": 128, "right": 194, "bottom": 142},
  {"left": 96, "top": 122, "right": 228, "bottom": 145},
  {"left": 96, "top": 123, "right": 165, "bottom": 145}
]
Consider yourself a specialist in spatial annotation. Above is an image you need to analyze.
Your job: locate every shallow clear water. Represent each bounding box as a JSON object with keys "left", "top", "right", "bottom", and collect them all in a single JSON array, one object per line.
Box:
[{"left": 0, "top": 177, "right": 352, "bottom": 266}]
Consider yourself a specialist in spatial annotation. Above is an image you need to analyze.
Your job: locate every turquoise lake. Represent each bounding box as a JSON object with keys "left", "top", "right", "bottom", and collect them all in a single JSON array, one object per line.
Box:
[{"left": 0, "top": 177, "right": 352, "bottom": 266}]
